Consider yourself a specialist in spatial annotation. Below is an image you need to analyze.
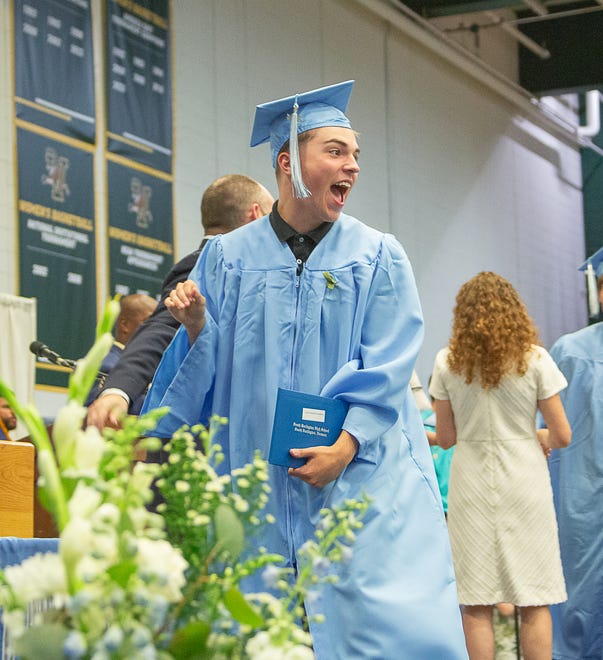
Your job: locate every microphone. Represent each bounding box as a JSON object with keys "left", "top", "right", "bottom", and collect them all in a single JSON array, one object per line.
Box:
[{"left": 29, "top": 341, "right": 78, "bottom": 370}]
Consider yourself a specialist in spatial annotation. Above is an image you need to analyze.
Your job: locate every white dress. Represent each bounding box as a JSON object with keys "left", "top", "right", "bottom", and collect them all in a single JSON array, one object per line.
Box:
[{"left": 429, "top": 345, "right": 568, "bottom": 606}]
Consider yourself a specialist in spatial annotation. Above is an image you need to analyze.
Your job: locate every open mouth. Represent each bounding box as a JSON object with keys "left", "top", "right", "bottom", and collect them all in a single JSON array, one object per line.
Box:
[{"left": 332, "top": 182, "right": 351, "bottom": 204}]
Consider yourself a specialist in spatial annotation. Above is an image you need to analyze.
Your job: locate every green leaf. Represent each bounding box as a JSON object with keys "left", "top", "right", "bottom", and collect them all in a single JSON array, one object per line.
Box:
[
  {"left": 169, "top": 620, "right": 211, "bottom": 659},
  {"left": 69, "top": 332, "right": 113, "bottom": 404},
  {"left": 13, "top": 623, "right": 69, "bottom": 660},
  {"left": 96, "top": 297, "right": 121, "bottom": 340},
  {"left": 223, "top": 587, "right": 265, "bottom": 628},
  {"left": 214, "top": 503, "right": 244, "bottom": 560},
  {"left": 107, "top": 559, "right": 137, "bottom": 588}
]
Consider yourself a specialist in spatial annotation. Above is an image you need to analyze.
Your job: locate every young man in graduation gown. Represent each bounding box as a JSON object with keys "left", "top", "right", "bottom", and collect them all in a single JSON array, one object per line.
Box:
[
  {"left": 548, "top": 248, "right": 603, "bottom": 660},
  {"left": 143, "top": 81, "right": 467, "bottom": 659}
]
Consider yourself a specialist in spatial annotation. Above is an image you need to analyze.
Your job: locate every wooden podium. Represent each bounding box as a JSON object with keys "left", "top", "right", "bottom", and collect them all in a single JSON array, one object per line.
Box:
[{"left": 0, "top": 440, "right": 35, "bottom": 537}]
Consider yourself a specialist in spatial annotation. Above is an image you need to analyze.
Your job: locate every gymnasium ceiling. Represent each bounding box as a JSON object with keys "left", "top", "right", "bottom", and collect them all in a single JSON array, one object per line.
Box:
[{"left": 394, "top": 0, "right": 603, "bottom": 95}]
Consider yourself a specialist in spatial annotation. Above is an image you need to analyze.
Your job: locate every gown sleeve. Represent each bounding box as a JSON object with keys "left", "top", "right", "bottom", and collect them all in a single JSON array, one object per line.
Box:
[
  {"left": 141, "top": 245, "right": 221, "bottom": 437},
  {"left": 320, "top": 234, "right": 424, "bottom": 462}
]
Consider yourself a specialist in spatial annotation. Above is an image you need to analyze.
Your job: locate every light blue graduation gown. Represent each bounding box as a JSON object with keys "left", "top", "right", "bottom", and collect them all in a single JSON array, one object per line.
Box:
[
  {"left": 143, "top": 214, "right": 467, "bottom": 659},
  {"left": 549, "top": 322, "right": 603, "bottom": 660}
]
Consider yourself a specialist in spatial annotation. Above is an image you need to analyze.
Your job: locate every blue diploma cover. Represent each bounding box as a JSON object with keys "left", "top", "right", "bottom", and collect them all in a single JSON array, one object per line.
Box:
[{"left": 269, "top": 388, "right": 349, "bottom": 468}]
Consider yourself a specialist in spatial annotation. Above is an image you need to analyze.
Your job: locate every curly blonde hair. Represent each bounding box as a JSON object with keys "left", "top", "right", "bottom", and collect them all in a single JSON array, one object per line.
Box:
[{"left": 447, "top": 271, "right": 540, "bottom": 389}]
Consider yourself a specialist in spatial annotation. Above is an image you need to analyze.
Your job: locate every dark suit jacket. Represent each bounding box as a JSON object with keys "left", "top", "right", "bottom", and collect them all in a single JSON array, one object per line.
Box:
[
  {"left": 100, "top": 244, "right": 204, "bottom": 410},
  {"left": 84, "top": 342, "right": 124, "bottom": 407}
]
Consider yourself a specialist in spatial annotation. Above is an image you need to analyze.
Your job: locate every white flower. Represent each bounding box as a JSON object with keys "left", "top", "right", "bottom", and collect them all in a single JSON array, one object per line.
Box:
[
  {"left": 65, "top": 513, "right": 121, "bottom": 570},
  {"left": 232, "top": 494, "right": 249, "bottom": 513},
  {"left": 129, "top": 506, "right": 153, "bottom": 533},
  {"left": 246, "top": 632, "right": 315, "bottom": 659},
  {"left": 132, "top": 645, "right": 158, "bottom": 660},
  {"left": 248, "top": 591, "right": 281, "bottom": 610},
  {"left": 311, "top": 556, "right": 331, "bottom": 577},
  {"left": 205, "top": 480, "right": 224, "bottom": 493},
  {"left": 1, "top": 608, "right": 26, "bottom": 640},
  {"left": 102, "top": 624, "right": 124, "bottom": 651},
  {"left": 68, "top": 483, "right": 102, "bottom": 518},
  {"left": 340, "top": 545, "right": 353, "bottom": 563},
  {"left": 3, "top": 553, "right": 67, "bottom": 606},
  {"left": 53, "top": 401, "right": 87, "bottom": 468},
  {"left": 262, "top": 565, "right": 281, "bottom": 590},
  {"left": 175, "top": 480, "right": 190, "bottom": 493},
  {"left": 130, "top": 462, "right": 156, "bottom": 494},
  {"left": 283, "top": 645, "right": 315, "bottom": 659},
  {"left": 64, "top": 630, "right": 87, "bottom": 659},
  {"left": 71, "top": 588, "right": 95, "bottom": 612},
  {"left": 76, "top": 555, "right": 108, "bottom": 582},
  {"left": 92, "top": 503, "right": 120, "bottom": 527},
  {"left": 136, "top": 538, "right": 188, "bottom": 602},
  {"left": 130, "top": 625, "right": 152, "bottom": 649},
  {"left": 73, "top": 425, "right": 105, "bottom": 475},
  {"left": 245, "top": 631, "right": 271, "bottom": 656},
  {"left": 61, "top": 516, "right": 95, "bottom": 566},
  {"left": 91, "top": 528, "right": 119, "bottom": 562}
]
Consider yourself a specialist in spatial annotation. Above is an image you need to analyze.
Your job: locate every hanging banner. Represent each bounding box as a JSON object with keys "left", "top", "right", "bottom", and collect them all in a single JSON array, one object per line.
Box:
[
  {"left": 17, "top": 126, "right": 97, "bottom": 389},
  {"left": 14, "top": 0, "right": 95, "bottom": 143},
  {"left": 106, "top": 0, "right": 172, "bottom": 172},
  {"left": 107, "top": 158, "right": 173, "bottom": 298}
]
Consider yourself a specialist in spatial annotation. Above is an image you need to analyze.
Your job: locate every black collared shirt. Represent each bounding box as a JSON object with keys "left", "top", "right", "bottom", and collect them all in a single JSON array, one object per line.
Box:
[{"left": 269, "top": 202, "right": 332, "bottom": 274}]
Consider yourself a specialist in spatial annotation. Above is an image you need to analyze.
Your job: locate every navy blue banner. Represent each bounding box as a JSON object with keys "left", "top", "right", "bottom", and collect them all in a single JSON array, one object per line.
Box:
[
  {"left": 14, "top": 0, "right": 95, "bottom": 143},
  {"left": 17, "top": 127, "right": 97, "bottom": 386},
  {"left": 107, "top": 159, "right": 173, "bottom": 298},
  {"left": 106, "top": 0, "right": 172, "bottom": 172}
]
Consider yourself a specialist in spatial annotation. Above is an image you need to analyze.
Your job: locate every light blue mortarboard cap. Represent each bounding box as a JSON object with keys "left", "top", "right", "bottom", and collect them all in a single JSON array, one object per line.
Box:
[
  {"left": 579, "top": 246, "right": 603, "bottom": 317},
  {"left": 250, "top": 80, "right": 354, "bottom": 198},
  {"left": 579, "top": 246, "right": 603, "bottom": 278}
]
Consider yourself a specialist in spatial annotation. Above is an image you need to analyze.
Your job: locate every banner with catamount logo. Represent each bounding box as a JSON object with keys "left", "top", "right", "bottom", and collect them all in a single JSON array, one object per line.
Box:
[
  {"left": 106, "top": 158, "right": 173, "bottom": 299},
  {"left": 14, "top": 0, "right": 95, "bottom": 143},
  {"left": 17, "top": 126, "right": 97, "bottom": 389}
]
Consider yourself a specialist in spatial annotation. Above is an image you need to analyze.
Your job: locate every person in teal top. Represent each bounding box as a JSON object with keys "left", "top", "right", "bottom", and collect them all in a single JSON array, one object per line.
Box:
[
  {"left": 425, "top": 412, "right": 455, "bottom": 514},
  {"left": 412, "top": 371, "right": 455, "bottom": 514},
  {"left": 143, "top": 81, "right": 467, "bottom": 659}
]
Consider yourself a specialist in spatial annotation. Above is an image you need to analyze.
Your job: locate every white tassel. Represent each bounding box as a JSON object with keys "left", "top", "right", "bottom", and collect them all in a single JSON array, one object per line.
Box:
[
  {"left": 586, "top": 262, "right": 600, "bottom": 318},
  {"left": 289, "top": 99, "right": 311, "bottom": 199}
]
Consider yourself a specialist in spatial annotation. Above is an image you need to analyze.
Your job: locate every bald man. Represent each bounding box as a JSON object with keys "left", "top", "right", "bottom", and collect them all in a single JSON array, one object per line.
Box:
[{"left": 84, "top": 293, "right": 157, "bottom": 407}]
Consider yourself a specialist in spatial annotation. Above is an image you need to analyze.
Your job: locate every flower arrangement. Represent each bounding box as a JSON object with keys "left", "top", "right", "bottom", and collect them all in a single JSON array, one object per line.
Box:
[{"left": 0, "top": 300, "right": 368, "bottom": 659}]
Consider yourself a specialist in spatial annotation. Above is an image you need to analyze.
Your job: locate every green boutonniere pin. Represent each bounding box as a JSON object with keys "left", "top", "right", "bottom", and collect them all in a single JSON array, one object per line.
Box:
[{"left": 323, "top": 271, "right": 337, "bottom": 290}]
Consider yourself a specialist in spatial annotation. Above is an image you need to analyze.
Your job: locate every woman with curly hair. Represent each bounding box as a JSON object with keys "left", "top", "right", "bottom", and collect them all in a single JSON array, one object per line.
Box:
[{"left": 429, "top": 271, "right": 571, "bottom": 660}]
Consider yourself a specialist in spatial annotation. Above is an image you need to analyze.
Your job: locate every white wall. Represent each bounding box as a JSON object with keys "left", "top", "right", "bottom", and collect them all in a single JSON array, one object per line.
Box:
[{"left": 0, "top": 0, "right": 587, "bottom": 417}]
